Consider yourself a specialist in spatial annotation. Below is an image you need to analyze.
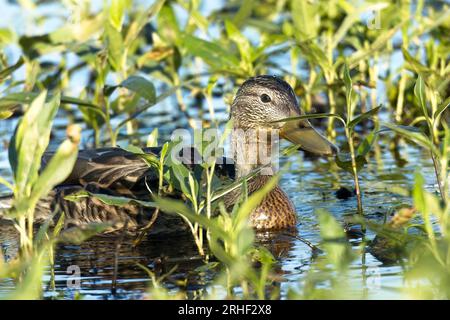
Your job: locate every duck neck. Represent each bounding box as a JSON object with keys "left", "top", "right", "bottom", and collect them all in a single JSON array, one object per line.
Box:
[{"left": 231, "top": 127, "right": 280, "bottom": 179}]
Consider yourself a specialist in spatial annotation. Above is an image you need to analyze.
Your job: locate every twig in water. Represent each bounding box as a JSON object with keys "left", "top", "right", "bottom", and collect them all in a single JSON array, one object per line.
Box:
[
  {"left": 112, "top": 219, "right": 129, "bottom": 295},
  {"left": 281, "top": 232, "right": 323, "bottom": 255}
]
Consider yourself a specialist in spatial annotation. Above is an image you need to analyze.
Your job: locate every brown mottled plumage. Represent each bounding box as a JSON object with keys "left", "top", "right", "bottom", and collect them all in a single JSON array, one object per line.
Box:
[
  {"left": 29, "top": 75, "right": 336, "bottom": 234},
  {"left": 226, "top": 75, "right": 336, "bottom": 230}
]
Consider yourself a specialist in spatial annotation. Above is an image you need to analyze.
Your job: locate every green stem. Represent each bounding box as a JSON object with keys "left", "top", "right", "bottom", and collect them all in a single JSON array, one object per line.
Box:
[{"left": 346, "top": 127, "right": 364, "bottom": 216}]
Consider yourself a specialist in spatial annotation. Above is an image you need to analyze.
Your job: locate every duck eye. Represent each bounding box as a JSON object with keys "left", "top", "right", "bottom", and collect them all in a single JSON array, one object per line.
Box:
[{"left": 260, "top": 93, "right": 271, "bottom": 103}]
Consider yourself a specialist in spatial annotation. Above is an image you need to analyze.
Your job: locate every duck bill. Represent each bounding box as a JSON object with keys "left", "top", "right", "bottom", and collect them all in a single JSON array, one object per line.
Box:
[{"left": 280, "top": 119, "right": 337, "bottom": 156}]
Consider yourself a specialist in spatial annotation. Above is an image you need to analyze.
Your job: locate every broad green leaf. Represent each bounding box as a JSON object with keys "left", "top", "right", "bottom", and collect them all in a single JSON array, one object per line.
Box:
[
  {"left": 297, "top": 41, "right": 332, "bottom": 74},
  {"left": 181, "top": 34, "right": 240, "bottom": 70},
  {"left": 157, "top": 4, "right": 181, "bottom": 44},
  {"left": 225, "top": 20, "right": 252, "bottom": 66},
  {"left": 121, "top": 76, "right": 156, "bottom": 103},
  {"left": 105, "top": 76, "right": 156, "bottom": 103},
  {"left": 9, "top": 91, "right": 59, "bottom": 200},
  {"left": 291, "top": 0, "right": 319, "bottom": 41},
  {"left": 29, "top": 138, "right": 79, "bottom": 207},
  {"left": 0, "top": 28, "right": 14, "bottom": 46}
]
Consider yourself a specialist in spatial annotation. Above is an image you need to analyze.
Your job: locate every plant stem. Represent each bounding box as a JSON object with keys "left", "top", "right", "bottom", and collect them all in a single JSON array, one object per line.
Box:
[
  {"left": 346, "top": 127, "right": 364, "bottom": 216},
  {"left": 395, "top": 70, "right": 407, "bottom": 123},
  {"left": 430, "top": 152, "right": 444, "bottom": 202},
  {"left": 326, "top": 84, "right": 337, "bottom": 138}
]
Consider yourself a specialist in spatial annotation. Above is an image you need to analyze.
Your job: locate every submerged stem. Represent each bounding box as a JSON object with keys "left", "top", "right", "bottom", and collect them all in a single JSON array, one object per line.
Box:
[{"left": 346, "top": 127, "right": 364, "bottom": 216}]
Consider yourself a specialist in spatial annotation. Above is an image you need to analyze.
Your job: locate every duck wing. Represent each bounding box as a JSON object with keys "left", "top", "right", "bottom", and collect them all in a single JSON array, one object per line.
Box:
[
  {"left": 41, "top": 146, "right": 236, "bottom": 197},
  {"left": 37, "top": 146, "right": 236, "bottom": 234},
  {"left": 41, "top": 147, "right": 162, "bottom": 197}
]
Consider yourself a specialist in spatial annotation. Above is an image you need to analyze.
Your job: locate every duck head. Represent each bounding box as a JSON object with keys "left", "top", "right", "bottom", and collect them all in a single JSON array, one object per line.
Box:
[{"left": 231, "top": 75, "right": 337, "bottom": 156}]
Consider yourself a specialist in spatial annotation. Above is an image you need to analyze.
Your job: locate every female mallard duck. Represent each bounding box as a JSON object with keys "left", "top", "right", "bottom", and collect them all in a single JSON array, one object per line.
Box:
[{"left": 33, "top": 75, "right": 336, "bottom": 234}]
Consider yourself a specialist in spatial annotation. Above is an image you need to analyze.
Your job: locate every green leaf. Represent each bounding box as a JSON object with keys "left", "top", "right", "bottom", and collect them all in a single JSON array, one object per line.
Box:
[
  {"left": 0, "top": 92, "right": 105, "bottom": 120},
  {"left": 156, "top": 4, "right": 181, "bottom": 45},
  {"left": 291, "top": 0, "right": 319, "bottom": 41},
  {"left": 348, "top": 23, "right": 402, "bottom": 68},
  {"left": 272, "top": 113, "right": 346, "bottom": 126},
  {"left": 331, "top": 3, "right": 389, "bottom": 49},
  {"left": 121, "top": 76, "right": 156, "bottom": 103},
  {"left": 233, "top": 175, "right": 279, "bottom": 231},
  {"left": 58, "top": 223, "right": 113, "bottom": 244},
  {"left": 0, "top": 28, "right": 15, "bottom": 47},
  {"left": 153, "top": 196, "right": 227, "bottom": 239},
  {"left": 343, "top": 63, "right": 353, "bottom": 117},
  {"left": 232, "top": 0, "right": 254, "bottom": 27},
  {"left": 335, "top": 153, "right": 367, "bottom": 173},
  {"left": 402, "top": 48, "right": 434, "bottom": 82},
  {"left": 0, "top": 176, "right": 13, "bottom": 191},
  {"left": 380, "top": 122, "right": 438, "bottom": 155},
  {"left": 297, "top": 40, "right": 332, "bottom": 74},
  {"left": 64, "top": 190, "right": 156, "bottom": 208},
  {"left": 348, "top": 105, "right": 382, "bottom": 130},
  {"left": 49, "top": 14, "right": 105, "bottom": 44},
  {"left": 316, "top": 209, "right": 355, "bottom": 271},
  {"left": 433, "top": 96, "right": 450, "bottom": 120},
  {"left": 124, "top": 0, "right": 165, "bottom": 47},
  {"left": 414, "top": 76, "right": 429, "bottom": 118},
  {"left": 109, "top": 0, "right": 126, "bottom": 31},
  {"left": 147, "top": 128, "right": 159, "bottom": 147},
  {"left": 4, "top": 246, "right": 50, "bottom": 299},
  {"left": 105, "top": 76, "right": 156, "bottom": 104},
  {"left": 9, "top": 91, "right": 59, "bottom": 199},
  {"left": 357, "top": 127, "right": 379, "bottom": 157},
  {"left": 225, "top": 20, "right": 252, "bottom": 66},
  {"left": 106, "top": 22, "right": 125, "bottom": 71},
  {"left": 181, "top": 34, "right": 240, "bottom": 70},
  {"left": 29, "top": 138, "right": 79, "bottom": 207},
  {"left": 0, "top": 56, "right": 24, "bottom": 82}
]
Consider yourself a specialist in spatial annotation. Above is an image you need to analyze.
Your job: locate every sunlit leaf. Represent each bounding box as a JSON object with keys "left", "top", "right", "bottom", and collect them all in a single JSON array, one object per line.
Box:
[
  {"left": 181, "top": 34, "right": 240, "bottom": 70},
  {"left": 291, "top": 0, "right": 319, "bottom": 41},
  {"left": 0, "top": 56, "right": 24, "bottom": 82},
  {"left": 414, "top": 75, "right": 429, "bottom": 118},
  {"left": 109, "top": 0, "right": 126, "bottom": 32},
  {"left": 348, "top": 105, "right": 382, "bottom": 130}
]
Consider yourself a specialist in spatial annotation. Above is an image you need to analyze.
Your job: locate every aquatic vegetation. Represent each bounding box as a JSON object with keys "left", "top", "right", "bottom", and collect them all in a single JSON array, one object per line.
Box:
[{"left": 0, "top": 0, "right": 449, "bottom": 300}]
